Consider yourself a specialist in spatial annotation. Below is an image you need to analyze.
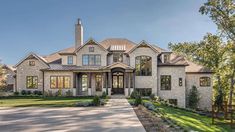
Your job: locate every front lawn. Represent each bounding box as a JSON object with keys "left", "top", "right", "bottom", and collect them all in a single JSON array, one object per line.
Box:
[{"left": 0, "top": 96, "right": 93, "bottom": 107}]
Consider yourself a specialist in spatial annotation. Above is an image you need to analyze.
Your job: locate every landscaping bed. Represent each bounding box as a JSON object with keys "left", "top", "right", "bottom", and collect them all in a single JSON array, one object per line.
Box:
[{"left": 129, "top": 98, "right": 234, "bottom": 132}]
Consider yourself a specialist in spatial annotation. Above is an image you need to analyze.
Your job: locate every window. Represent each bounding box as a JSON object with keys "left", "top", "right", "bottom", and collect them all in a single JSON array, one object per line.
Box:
[
  {"left": 113, "top": 52, "right": 123, "bottom": 62},
  {"left": 67, "top": 56, "right": 73, "bottom": 65},
  {"left": 95, "top": 75, "right": 102, "bottom": 91},
  {"left": 200, "top": 77, "right": 211, "bottom": 87},
  {"left": 89, "top": 47, "right": 94, "bottom": 52},
  {"left": 82, "top": 55, "right": 89, "bottom": 65},
  {"left": 29, "top": 61, "right": 35, "bottom": 66},
  {"left": 82, "top": 75, "right": 88, "bottom": 92},
  {"left": 26, "top": 76, "right": 38, "bottom": 88},
  {"left": 179, "top": 78, "right": 183, "bottom": 86},
  {"left": 135, "top": 56, "right": 152, "bottom": 76},
  {"left": 50, "top": 76, "right": 71, "bottom": 88},
  {"left": 161, "top": 75, "right": 171, "bottom": 90},
  {"left": 82, "top": 55, "right": 101, "bottom": 66},
  {"left": 163, "top": 54, "right": 170, "bottom": 63},
  {"left": 168, "top": 99, "right": 177, "bottom": 105}
]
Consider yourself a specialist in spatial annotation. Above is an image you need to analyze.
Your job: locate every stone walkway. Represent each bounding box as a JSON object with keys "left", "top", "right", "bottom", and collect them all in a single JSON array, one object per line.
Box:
[{"left": 0, "top": 97, "right": 145, "bottom": 132}]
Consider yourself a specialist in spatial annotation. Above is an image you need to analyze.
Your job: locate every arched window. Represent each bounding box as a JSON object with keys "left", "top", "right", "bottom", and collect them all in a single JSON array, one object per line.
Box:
[
  {"left": 199, "top": 77, "right": 211, "bottom": 87},
  {"left": 135, "top": 56, "right": 152, "bottom": 76}
]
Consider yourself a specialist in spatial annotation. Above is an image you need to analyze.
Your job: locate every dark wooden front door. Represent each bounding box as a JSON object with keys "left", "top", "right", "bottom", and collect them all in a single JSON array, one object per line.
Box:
[{"left": 112, "top": 72, "right": 124, "bottom": 94}]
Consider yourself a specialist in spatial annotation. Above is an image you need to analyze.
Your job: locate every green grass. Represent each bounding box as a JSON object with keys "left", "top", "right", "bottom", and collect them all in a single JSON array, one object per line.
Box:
[
  {"left": 152, "top": 101, "right": 233, "bottom": 132},
  {"left": 0, "top": 96, "right": 93, "bottom": 107}
]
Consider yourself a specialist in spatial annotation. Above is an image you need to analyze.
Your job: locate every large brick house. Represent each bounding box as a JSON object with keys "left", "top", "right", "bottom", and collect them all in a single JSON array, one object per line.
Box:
[{"left": 14, "top": 19, "right": 213, "bottom": 109}]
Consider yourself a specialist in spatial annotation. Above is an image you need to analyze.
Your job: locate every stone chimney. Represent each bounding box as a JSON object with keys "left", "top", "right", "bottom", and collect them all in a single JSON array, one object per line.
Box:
[{"left": 75, "top": 18, "right": 83, "bottom": 49}]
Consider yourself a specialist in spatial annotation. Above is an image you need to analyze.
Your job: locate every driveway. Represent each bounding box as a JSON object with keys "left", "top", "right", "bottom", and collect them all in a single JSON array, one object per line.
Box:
[{"left": 0, "top": 98, "right": 145, "bottom": 132}]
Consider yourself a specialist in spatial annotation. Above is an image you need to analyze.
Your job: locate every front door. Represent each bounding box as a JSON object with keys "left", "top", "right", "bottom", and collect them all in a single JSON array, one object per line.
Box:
[{"left": 112, "top": 72, "right": 124, "bottom": 94}]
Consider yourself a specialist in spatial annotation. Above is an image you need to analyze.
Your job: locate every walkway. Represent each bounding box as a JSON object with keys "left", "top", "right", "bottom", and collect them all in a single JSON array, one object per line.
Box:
[{"left": 0, "top": 97, "right": 145, "bottom": 132}]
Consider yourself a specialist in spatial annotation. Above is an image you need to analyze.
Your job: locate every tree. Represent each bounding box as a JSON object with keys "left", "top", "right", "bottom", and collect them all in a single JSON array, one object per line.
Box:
[
  {"left": 169, "top": 33, "right": 226, "bottom": 92},
  {"left": 188, "top": 85, "right": 200, "bottom": 109},
  {"left": 199, "top": 0, "right": 235, "bottom": 41}
]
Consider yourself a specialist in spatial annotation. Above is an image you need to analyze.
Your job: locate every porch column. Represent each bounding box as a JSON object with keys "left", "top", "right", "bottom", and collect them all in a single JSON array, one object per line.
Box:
[
  {"left": 88, "top": 73, "right": 92, "bottom": 95},
  {"left": 108, "top": 72, "right": 112, "bottom": 96},
  {"left": 102, "top": 72, "right": 106, "bottom": 93}
]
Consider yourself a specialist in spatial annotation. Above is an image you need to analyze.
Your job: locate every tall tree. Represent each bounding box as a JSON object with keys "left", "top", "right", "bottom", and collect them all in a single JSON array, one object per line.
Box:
[
  {"left": 199, "top": 0, "right": 235, "bottom": 41},
  {"left": 200, "top": 0, "right": 235, "bottom": 105}
]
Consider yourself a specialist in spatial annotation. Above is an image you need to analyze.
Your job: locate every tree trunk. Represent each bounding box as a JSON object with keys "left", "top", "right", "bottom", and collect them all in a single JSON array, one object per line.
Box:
[{"left": 228, "top": 70, "right": 235, "bottom": 107}]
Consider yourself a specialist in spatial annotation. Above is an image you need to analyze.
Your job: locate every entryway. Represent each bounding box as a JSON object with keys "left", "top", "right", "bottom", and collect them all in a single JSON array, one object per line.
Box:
[{"left": 112, "top": 71, "right": 124, "bottom": 94}]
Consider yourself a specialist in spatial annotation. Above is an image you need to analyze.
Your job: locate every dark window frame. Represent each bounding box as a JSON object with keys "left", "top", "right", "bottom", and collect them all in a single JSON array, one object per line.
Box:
[
  {"left": 199, "top": 77, "right": 211, "bottom": 87},
  {"left": 26, "top": 76, "right": 38, "bottom": 89},
  {"left": 67, "top": 56, "right": 73, "bottom": 65},
  {"left": 160, "top": 75, "right": 171, "bottom": 90},
  {"left": 95, "top": 74, "right": 102, "bottom": 92},
  {"left": 82, "top": 54, "right": 101, "bottom": 66},
  {"left": 50, "top": 76, "right": 71, "bottom": 89},
  {"left": 29, "top": 61, "right": 35, "bottom": 66},
  {"left": 89, "top": 47, "right": 94, "bottom": 52},
  {"left": 135, "top": 56, "right": 152, "bottom": 76}
]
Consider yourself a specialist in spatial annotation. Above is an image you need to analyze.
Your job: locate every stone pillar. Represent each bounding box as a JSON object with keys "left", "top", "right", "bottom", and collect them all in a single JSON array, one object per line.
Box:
[
  {"left": 88, "top": 73, "right": 92, "bottom": 95},
  {"left": 108, "top": 72, "right": 112, "bottom": 96},
  {"left": 102, "top": 72, "right": 106, "bottom": 93}
]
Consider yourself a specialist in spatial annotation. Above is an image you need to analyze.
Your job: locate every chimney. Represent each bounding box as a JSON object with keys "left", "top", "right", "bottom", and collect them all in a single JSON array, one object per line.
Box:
[{"left": 75, "top": 18, "right": 83, "bottom": 49}]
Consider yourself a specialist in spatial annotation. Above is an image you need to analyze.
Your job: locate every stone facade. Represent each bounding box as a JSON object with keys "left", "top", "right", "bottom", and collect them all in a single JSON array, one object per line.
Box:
[
  {"left": 186, "top": 73, "right": 212, "bottom": 110},
  {"left": 157, "top": 66, "right": 186, "bottom": 108}
]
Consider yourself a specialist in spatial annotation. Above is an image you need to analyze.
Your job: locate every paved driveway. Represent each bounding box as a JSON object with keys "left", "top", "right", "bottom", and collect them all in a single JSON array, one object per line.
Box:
[{"left": 0, "top": 99, "right": 145, "bottom": 132}]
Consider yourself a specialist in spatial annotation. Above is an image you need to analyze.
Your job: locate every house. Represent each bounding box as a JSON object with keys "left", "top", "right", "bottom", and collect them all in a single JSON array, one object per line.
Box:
[
  {"left": 0, "top": 65, "right": 16, "bottom": 91},
  {"left": 14, "top": 19, "right": 213, "bottom": 109}
]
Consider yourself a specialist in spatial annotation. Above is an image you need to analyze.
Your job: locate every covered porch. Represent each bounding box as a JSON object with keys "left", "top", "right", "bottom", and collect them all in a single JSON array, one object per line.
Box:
[{"left": 73, "top": 62, "right": 135, "bottom": 96}]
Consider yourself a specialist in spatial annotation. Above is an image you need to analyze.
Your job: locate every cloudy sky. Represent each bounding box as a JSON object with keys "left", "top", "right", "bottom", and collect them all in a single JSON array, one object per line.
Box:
[{"left": 0, "top": 0, "right": 217, "bottom": 64}]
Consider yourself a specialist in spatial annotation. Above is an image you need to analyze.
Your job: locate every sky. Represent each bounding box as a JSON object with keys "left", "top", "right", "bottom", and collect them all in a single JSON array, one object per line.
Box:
[{"left": 0, "top": 0, "right": 217, "bottom": 64}]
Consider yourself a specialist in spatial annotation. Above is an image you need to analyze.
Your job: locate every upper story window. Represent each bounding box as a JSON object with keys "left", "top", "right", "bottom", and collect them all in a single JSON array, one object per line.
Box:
[
  {"left": 89, "top": 47, "right": 94, "bottom": 52},
  {"left": 29, "top": 61, "right": 35, "bottom": 66},
  {"left": 113, "top": 52, "right": 123, "bottom": 62},
  {"left": 163, "top": 54, "right": 170, "bottom": 63},
  {"left": 200, "top": 77, "right": 211, "bottom": 87},
  {"left": 160, "top": 75, "right": 171, "bottom": 90},
  {"left": 135, "top": 56, "right": 152, "bottom": 76},
  {"left": 26, "top": 76, "right": 38, "bottom": 89},
  {"left": 67, "top": 56, "right": 73, "bottom": 65},
  {"left": 82, "top": 54, "right": 101, "bottom": 66}
]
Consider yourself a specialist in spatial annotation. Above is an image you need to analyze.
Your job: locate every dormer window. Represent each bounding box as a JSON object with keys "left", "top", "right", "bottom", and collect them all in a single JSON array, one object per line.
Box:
[
  {"left": 113, "top": 52, "right": 123, "bottom": 62},
  {"left": 163, "top": 54, "right": 170, "bottom": 63},
  {"left": 67, "top": 56, "right": 73, "bottom": 65},
  {"left": 29, "top": 61, "right": 35, "bottom": 66}
]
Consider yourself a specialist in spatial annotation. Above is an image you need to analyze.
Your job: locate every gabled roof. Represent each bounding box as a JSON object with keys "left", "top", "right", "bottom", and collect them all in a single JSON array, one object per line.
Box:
[
  {"left": 74, "top": 38, "right": 107, "bottom": 53},
  {"left": 43, "top": 46, "right": 75, "bottom": 63},
  {"left": 128, "top": 40, "right": 160, "bottom": 54},
  {"left": 102, "top": 62, "right": 135, "bottom": 70},
  {"left": 158, "top": 53, "right": 189, "bottom": 66},
  {"left": 14, "top": 52, "right": 49, "bottom": 68}
]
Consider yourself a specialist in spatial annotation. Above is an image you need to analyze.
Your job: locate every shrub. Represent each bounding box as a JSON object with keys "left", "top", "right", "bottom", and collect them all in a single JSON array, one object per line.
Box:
[
  {"left": 66, "top": 90, "right": 73, "bottom": 97},
  {"left": 188, "top": 85, "right": 200, "bottom": 109},
  {"left": 44, "top": 90, "right": 53, "bottom": 97},
  {"left": 130, "top": 90, "right": 138, "bottom": 99},
  {"left": 33, "top": 90, "right": 38, "bottom": 95},
  {"left": 13, "top": 91, "right": 19, "bottom": 96},
  {"left": 134, "top": 93, "right": 142, "bottom": 106},
  {"left": 21, "top": 90, "right": 27, "bottom": 95},
  {"left": 92, "top": 95, "right": 101, "bottom": 106},
  {"left": 27, "top": 90, "right": 32, "bottom": 95},
  {"left": 101, "top": 91, "right": 107, "bottom": 99},
  {"left": 214, "top": 89, "right": 224, "bottom": 110},
  {"left": 150, "top": 93, "right": 155, "bottom": 101},
  {"left": 37, "top": 91, "right": 43, "bottom": 95}
]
